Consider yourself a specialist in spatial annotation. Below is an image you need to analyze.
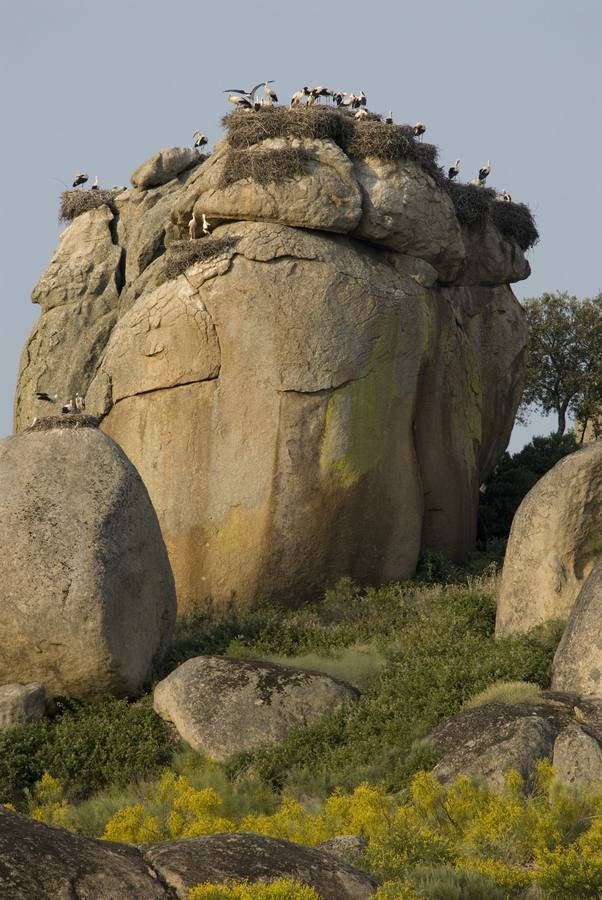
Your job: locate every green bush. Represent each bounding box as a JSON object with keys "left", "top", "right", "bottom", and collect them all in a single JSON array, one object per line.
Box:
[
  {"left": 225, "top": 582, "right": 561, "bottom": 794},
  {"left": 0, "top": 697, "right": 174, "bottom": 807}
]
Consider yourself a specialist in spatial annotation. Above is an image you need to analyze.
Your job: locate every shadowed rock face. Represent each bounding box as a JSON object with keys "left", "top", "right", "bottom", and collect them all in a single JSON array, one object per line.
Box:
[
  {"left": 552, "top": 558, "right": 602, "bottom": 696},
  {"left": 14, "top": 140, "right": 530, "bottom": 611}
]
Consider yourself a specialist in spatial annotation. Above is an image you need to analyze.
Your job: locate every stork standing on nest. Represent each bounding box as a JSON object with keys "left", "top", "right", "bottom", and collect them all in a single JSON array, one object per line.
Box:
[
  {"left": 72, "top": 173, "right": 88, "bottom": 188},
  {"left": 62, "top": 399, "right": 74, "bottom": 414},
  {"left": 90, "top": 176, "right": 99, "bottom": 190},
  {"left": 385, "top": 111, "right": 394, "bottom": 124},
  {"left": 448, "top": 160, "right": 460, "bottom": 180},
  {"left": 413, "top": 122, "right": 426, "bottom": 139},
  {"left": 263, "top": 81, "right": 278, "bottom": 103},
  {"left": 224, "top": 92, "right": 253, "bottom": 109},
  {"left": 193, "top": 132, "right": 208, "bottom": 148},
  {"left": 291, "top": 87, "right": 309, "bottom": 107},
  {"left": 75, "top": 393, "right": 86, "bottom": 412},
  {"left": 497, "top": 191, "right": 512, "bottom": 202},
  {"left": 477, "top": 160, "right": 491, "bottom": 186},
  {"left": 201, "top": 213, "right": 212, "bottom": 236},
  {"left": 354, "top": 108, "right": 368, "bottom": 120}
]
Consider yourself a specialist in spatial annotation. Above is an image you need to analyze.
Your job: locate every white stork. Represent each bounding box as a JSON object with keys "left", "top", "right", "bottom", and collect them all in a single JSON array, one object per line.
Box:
[
  {"left": 90, "top": 176, "right": 99, "bottom": 190},
  {"left": 385, "top": 111, "right": 394, "bottom": 124},
  {"left": 201, "top": 213, "right": 212, "bottom": 236},
  {"left": 354, "top": 108, "right": 368, "bottom": 120},
  {"left": 448, "top": 160, "right": 460, "bottom": 180},
  {"left": 72, "top": 173, "right": 88, "bottom": 188},
  {"left": 193, "top": 132, "right": 208, "bottom": 148},
  {"left": 74, "top": 393, "right": 86, "bottom": 412},
  {"left": 62, "top": 399, "right": 74, "bottom": 414},
  {"left": 224, "top": 92, "right": 253, "bottom": 109},
  {"left": 36, "top": 392, "right": 58, "bottom": 403},
  {"left": 413, "top": 122, "right": 426, "bottom": 139},
  {"left": 497, "top": 191, "right": 512, "bottom": 202},
  {"left": 291, "top": 87, "right": 309, "bottom": 107},
  {"left": 189, "top": 213, "right": 200, "bottom": 240},
  {"left": 478, "top": 160, "right": 491, "bottom": 184},
  {"left": 263, "top": 81, "right": 278, "bottom": 103}
]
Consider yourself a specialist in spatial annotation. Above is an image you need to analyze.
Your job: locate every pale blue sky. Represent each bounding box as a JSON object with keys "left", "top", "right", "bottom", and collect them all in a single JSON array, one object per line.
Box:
[{"left": 1, "top": 0, "right": 600, "bottom": 449}]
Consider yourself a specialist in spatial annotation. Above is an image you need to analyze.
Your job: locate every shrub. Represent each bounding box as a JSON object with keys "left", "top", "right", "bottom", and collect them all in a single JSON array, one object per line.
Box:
[
  {"left": 218, "top": 148, "right": 315, "bottom": 188},
  {"left": 164, "top": 236, "right": 239, "bottom": 280},
  {"left": 59, "top": 188, "right": 121, "bottom": 221},
  {"left": 0, "top": 697, "right": 173, "bottom": 806},
  {"left": 490, "top": 199, "right": 539, "bottom": 251},
  {"left": 463, "top": 680, "right": 543, "bottom": 709}
]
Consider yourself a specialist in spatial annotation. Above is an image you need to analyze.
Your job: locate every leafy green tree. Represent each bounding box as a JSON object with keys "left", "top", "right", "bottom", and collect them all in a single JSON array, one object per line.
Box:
[{"left": 520, "top": 291, "right": 602, "bottom": 436}]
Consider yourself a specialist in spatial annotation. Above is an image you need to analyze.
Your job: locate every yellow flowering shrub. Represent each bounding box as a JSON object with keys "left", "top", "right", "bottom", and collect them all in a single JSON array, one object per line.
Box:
[
  {"left": 188, "top": 879, "right": 320, "bottom": 899},
  {"left": 26, "top": 765, "right": 602, "bottom": 896}
]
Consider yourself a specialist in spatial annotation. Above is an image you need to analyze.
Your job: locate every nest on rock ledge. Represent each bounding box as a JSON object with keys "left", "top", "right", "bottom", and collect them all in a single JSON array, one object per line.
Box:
[
  {"left": 219, "top": 147, "right": 316, "bottom": 188},
  {"left": 164, "top": 236, "right": 240, "bottom": 280},
  {"left": 446, "top": 182, "right": 539, "bottom": 250},
  {"left": 59, "top": 189, "right": 123, "bottom": 222},
  {"left": 28, "top": 415, "right": 102, "bottom": 432}
]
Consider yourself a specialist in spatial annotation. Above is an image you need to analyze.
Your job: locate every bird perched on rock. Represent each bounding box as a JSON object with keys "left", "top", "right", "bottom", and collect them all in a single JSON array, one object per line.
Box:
[
  {"left": 201, "top": 213, "right": 212, "bottom": 236},
  {"left": 90, "top": 176, "right": 99, "bottom": 190},
  {"left": 413, "top": 122, "right": 426, "bottom": 138},
  {"left": 448, "top": 160, "right": 460, "bottom": 180},
  {"left": 72, "top": 173, "right": 88, "bottom": 188},
  {"left": 193, "top": 132, "right": 208, "bottom": 148},
  {"left": 478, "top": 160, "right": 491, "bottom": 185}
]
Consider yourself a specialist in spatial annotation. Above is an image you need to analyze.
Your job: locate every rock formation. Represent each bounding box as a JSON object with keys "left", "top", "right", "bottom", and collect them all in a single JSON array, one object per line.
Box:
[
  {"left": 153, "top": 656, "right": 357, "bottom": 759},
  {"left": 428, "top": 692, "right": 602, "bottom": 790},
  {"left": 0, "top": 807, "right": 378, "bottom": 899},
  {"left": 552, "top": 557, "right": 602, "bottom": 695},
  {"left": 14, "top": 111, "right": 533, "bottom": 610},
  {"left": 0, "top": 417, "right": 176, "bottom": 698},
  {"left": 496, "top": 442, "right": 602, "bottom": 637}
]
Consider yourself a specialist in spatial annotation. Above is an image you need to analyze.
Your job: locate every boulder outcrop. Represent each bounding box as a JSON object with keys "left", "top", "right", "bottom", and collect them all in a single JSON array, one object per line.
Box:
[
  {"left": 496, "top": 442, "right": 602, "bottom": 637},
  {"left": 0, "top": 418, "right": 176, "bottom": 698},
  {"left": 14, "top": 116, "right": 534, "bottom": 610},
  {"left": 428, "top": 692, "right": 602, "bottom": 790},
  {"left": 143, "top": 832, "right": 378, "bottom": 899},
  {"left": 153, "top": 656, "right": 357, "bottom": 759},
  {"left": 131, "top": 146, "right": 200, "bottom": 189},
  {"left": 552, "top": 558, "right": 602, "bottom": 695}
]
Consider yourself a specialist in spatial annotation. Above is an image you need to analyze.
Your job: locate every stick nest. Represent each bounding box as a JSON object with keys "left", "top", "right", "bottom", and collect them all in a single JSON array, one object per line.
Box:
[
  {"left": 28, "top": 415, "right": 101, "bottom": 432},
  {"left": 164, "top": 236, "right": 240, "bottom": 280},
  {"left": 59, "top": 189, "right": 123, "bottom": 222},
  {"left": 490, "top": 200, "right": 539, "bottom": 251},
  {"left": 446, "top": 183, "right": 497, "bottom": 230},
  {"left": 219, "top": 148, "right": 316, "bottom": 188}
]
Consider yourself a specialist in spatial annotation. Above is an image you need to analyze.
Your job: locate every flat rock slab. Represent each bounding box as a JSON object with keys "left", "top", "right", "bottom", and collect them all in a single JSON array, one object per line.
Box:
[
  {"left": 144, "top": 832, "right": 378, "bottom": 899},
  {"left": 131, "top": 147, "right": 200, "bottom": 189},
  {"left": 153, "top": 656, "right": 358, "bottom": 760},
  {"left": 0, "top": 683, "right": 45, "bottom": 730},
  {"left": 0, "top": 807, "right": 172, "bottom": 899}
]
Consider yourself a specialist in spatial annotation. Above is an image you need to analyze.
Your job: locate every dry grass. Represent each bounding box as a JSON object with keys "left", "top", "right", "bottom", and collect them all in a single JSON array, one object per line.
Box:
[
  {"left": 28, "top": 414, "right": 101, "bottom": 432},
  {"left": 446, "top": 182, "right": 496, "bottom": 230},
  {"left": 59, "top": 189, "right": 121, "bottom": 222},
  {"left": 218, "top": 148, "right": 315, "bottom": 188},
  {"left": 223, "top": 106, "right": 350, "bottom": 149},
  {"left": 463, "top": 680, "right": 543, "bottom": 709},
  {"left": 164, "top": 236, "right": 240, "bottom": 279},
  {"left": 490, "top": 199, "right": 539, "bottom": 250}
]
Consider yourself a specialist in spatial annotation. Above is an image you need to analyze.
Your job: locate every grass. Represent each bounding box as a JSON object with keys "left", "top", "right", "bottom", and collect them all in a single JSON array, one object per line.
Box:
[
  {"left": 59, "top": 189, "right": 121, "bottom": 222},
  {"left": 218, "top": 147, "right": 315, "bottom": 188},
  {"left": 164, "top": 236, "right": 240, "bottom": 279},
  {"left": 463, "top": 680, "right": 544, "bottom": 709}
]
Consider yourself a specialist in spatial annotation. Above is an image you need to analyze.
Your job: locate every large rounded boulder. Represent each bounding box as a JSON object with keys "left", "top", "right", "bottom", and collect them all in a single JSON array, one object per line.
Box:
[
  {"left": 0, "top": 418, "right": 176, "bottom": 698},
  {"left": 496, "top": 442, "right": 602, "bottom": 636},
  {"left": 552, "top": 558, "right": 602, "bottom": 696}
]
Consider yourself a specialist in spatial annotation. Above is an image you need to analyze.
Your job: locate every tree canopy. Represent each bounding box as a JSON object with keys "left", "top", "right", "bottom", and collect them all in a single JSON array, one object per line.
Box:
[{"left": 520, "top": 291, "right": 602, "bottom": 436}]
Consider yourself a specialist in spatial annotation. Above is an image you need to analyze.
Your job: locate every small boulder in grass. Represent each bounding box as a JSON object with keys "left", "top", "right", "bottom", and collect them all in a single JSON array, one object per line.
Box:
[
  {"left": 0, "top": 683, "right": 46, "bottom": 729},
  {"left": 153, "top": 656, "right": 358, "bottom": 760}
]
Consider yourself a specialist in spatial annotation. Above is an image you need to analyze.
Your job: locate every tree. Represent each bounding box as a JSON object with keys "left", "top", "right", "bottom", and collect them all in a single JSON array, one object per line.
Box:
[{"left": 520, "top": 291, "right": 602, "bottom": 436}]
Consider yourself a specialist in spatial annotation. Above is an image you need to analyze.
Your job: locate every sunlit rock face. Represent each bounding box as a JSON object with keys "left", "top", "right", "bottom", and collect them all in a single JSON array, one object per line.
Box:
[{"left": 15, "top": 130, "right": 530, "bottom": 611}]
